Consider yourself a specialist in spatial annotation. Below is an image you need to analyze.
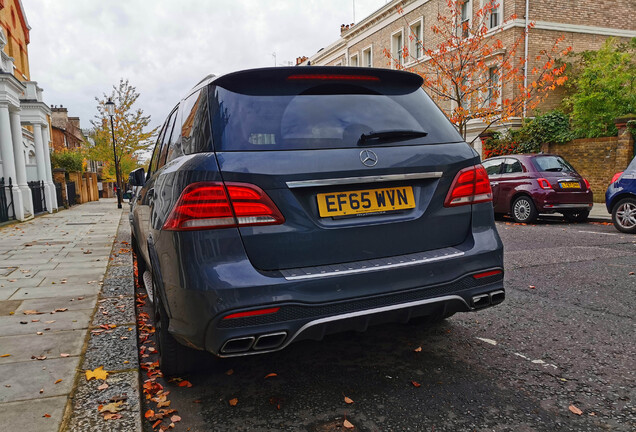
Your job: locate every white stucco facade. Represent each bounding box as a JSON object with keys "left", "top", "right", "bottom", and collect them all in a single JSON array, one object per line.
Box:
[{"left": 0, "top": 28, "right": 57, "bottom": 220}]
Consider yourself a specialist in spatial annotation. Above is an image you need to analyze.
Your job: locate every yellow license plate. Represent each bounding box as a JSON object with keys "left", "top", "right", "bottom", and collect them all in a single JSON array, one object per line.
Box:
[
  {"left": 560, "top": 181, "right": 580, "bottom": 189},
  {"left": 317, "top": 186, "right": 416, "bottom": 217}
]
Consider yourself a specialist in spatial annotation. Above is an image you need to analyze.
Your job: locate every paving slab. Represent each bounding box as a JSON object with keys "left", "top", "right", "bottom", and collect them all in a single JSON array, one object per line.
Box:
[
  {"left": 0, "top": 310, "right": 93, "bottom": 337},
  {"left": 0, "top": 285, "right": 18, "bottom": 300},
  {"left": 0, "top": 357, "right": 79, "bottom": 403},
  {"left": 15, "top": 294, "right": 98, "bottom": 313},
  {"left": 0, "top": 330, "right": 86, "bottom": 364},
  {"left": 9, "top": 284, "right": 101, "bottom": 300},
  {"left": 0, "top": 277, "right": 45, "bottom": 288},
  {"left": 0, "top": 396, "right": 67, "bottom": 432}
]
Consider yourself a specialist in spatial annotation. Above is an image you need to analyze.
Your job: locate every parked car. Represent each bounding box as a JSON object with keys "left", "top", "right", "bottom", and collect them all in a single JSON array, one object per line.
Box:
[
  {"left": 482, "top": 154, "right": 593, "bottom": 223},
  {"left": 606, "top": 155, "right": 636, "bottom": 233},
  {"left": 129, "top": 66, "right": 505, "bottom": 375}
]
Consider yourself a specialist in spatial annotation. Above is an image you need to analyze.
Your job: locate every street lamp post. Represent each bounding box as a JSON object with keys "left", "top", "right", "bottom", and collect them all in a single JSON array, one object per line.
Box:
[{"left": 105, "top": 98, "right": 123, "bottom": 209}]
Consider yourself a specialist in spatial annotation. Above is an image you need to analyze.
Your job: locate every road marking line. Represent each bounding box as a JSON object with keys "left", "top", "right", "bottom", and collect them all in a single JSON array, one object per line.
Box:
[
  {"left": 476, "top": 338, "right": 559, "bottom": 369},
  {"left": 577, "top": 230, "right": 618, "bottom": 236},
  {"left": 476, "top": 337, "right": 497, "bottom": 346}
]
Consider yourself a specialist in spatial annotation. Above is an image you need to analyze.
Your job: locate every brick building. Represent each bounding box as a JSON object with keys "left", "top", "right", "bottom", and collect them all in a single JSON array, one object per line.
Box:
[
  {"left": 300, "top": 0, "right": 636, "bottom": 155},
  {"left": 0, "top": 0, "right": 57, "bottom": 221},
  {"left": 51, "top": 106, "right": 85, "bottom": 151}
]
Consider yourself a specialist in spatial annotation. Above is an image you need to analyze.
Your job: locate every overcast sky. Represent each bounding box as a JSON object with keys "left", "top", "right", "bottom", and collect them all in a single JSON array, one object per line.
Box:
[{"left": 26, "top": 0, "right": 390, "bottom": 132}]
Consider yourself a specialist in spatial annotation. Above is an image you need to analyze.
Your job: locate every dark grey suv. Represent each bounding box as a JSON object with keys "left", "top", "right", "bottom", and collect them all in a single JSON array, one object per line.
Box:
[{"left": 129, "top": 67, "right": 505, "bottom": 375}]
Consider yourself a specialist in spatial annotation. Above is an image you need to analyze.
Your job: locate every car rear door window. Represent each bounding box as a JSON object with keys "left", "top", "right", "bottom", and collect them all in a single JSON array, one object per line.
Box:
[
  {"left": 158, "top": 108, "right": 178, "bottom": 169},
  {"left": 483, "top": 158, "right": 504, "bottom": 175},
  {"left": 503, "top": 158, "right": 523, "bottom": 174}
]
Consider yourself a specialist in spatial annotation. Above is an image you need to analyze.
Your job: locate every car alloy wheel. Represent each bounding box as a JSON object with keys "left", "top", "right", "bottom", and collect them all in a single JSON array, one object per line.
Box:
[
  {"left": 512, "top": 196, "right": 537, "bottom": 223},
  {"left": 612, "top": 198, "right": 636, "bottom": 234}
]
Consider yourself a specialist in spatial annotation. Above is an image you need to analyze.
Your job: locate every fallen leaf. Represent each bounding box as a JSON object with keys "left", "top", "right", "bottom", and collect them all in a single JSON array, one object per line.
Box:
[
  {"left": 411, "top": 381, "right": 422, "bottom": 388},
  {"left": 225, "top": 369, "right": 234, "bottom": 376},
  {"left": 170, "top": 415, "right": 181, "bottom": 423},
  {"left": 569, "top": 404, "right": 583, "bottom": 415},
  {"left": 54, "top": 379, "right": 62, "bottom": 384},
  {"left": 43, "top": 413, "right": 51, "bottom": 418},
  {"left": 85, "top": 366, "right": 109, "bottom": 381},
  {"left": 60, "top": 353, "right": 70, "bottom": 358},
  {"left": 145, "top": 409, "right": 155, "bottom": 419},
  {"left": 23, "top": 310, "right": 43, "bottom": 315},
  {"left": 99, "top": 401, "right": 123, "bottom": 413},
  {"left": 414, "top": 346, "right": 422, "bottom": 352},
  {"left": 39, "top": 388, "right": 44, "bottom": 394},
  {"left": 264, "top": 373, "right": 277, "bottom": 379},
  {"left": 54, "top": 308, "right": 68, "bottom": 313},
  {"left": 97, "top": 383, "right": 109, "bottom": 391},
  {"left": 229, "top": 398, "right": 238, "bottom": 406},
  {"left": 343, "top": 419, "right": 355, "bottom": 429},
  {"left": 177, "top": 380, "right": 192, "bottom": 388},
  {"left": 344, "top": 396, "right": 354, "bottom": 404},
  {"left": 0, "top": 354, "right": 10, "bottom": 358},
  {"left": 103, "top": 413, "right": 122, "bottom": 420},
  {"left": 529, "top": 285, "right": 536, "bottom": 289},
  {"left": 36, "top": 332, "right": 43, "bottom": 335},
  {"left": 152, "top": 419, "right": 162, "bottom": 429},
  {"left": 33, "top": 355, "right": 46, "bottom": 360}
]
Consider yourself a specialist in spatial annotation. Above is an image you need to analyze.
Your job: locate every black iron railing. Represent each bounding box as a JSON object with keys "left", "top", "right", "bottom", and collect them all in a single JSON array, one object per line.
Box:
[
  {"left": 67, "top": 181, "right": 77, "bottom": 206},
  {"left": 28, "top": 181, "right": 47, "bottom": 214},
  {"left": 0, "top": 177, "right": 15, "bottom": 222}
]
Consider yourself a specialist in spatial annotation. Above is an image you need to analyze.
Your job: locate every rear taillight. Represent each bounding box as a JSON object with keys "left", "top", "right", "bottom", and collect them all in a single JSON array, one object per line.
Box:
[
  {"left": 583, "top": 178, "right": 590, "bottom": 189},
  {"left": 444, "top": 165, "right": 493, "bottom": 207},
  {"left": 611, "top": 172, "right": 623, "bottom": 184},
  {"left": 537, "top": 178, "right": 552, "bottom": 189},
  {"left": 163, "top": 182, "right": 285, "bottom": 231}
]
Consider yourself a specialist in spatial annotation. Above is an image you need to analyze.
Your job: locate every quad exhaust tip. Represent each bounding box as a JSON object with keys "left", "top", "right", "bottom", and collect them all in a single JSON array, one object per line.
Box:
[
  {"left": 221, "top": 332, "right": 287, "bottom": 354},
  {"left": 472, "top": 290, "right": 505, "bottom": 309}
]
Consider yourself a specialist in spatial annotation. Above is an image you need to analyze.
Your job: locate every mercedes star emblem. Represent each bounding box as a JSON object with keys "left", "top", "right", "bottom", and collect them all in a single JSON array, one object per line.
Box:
[{"left": 360, "top": 150, "right": 378, "bottom": 167}]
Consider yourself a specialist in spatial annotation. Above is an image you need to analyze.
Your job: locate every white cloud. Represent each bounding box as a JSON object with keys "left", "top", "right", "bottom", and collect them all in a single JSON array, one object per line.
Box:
[{"left": 25, "top": 0, "right": 390, "bottom": 132}]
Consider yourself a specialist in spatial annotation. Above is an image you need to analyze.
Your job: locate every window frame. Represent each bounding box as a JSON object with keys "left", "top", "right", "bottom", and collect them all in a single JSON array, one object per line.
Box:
[
  {"left": 408, "top": 17, "right": 424, "bottom": 62},
  {"left": 482, "top": 0, "right": 502, "bottom": 30},
  {"left": 349, "top": 52, "right": 359, "bottom": 67},
  {"left": 459, "top": 0, "right": 472, "bottom": 38},
  {"left": 483, "top": 158, "right": 505, "bottom": 176},
  {"left": 362, "top": 45, "right": 373, "bottom": 67},
  {"left": 390, "top": 28, "right": 405, "bottom": 68}
]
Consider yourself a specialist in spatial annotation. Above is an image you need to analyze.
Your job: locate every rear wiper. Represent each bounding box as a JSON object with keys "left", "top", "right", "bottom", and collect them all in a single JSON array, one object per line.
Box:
[
  {"left": 544, "top": 167, "right": 563, "bottom": 172},
  {"left": 358, "top": 129, "right": 428, "bottom": 145}
]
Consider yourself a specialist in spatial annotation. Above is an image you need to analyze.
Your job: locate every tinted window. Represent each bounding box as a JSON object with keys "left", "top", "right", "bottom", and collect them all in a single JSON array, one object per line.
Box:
[
  {"left": 483, "top": 158, "right": 504, "bottom": 175},
  {"left": 209, "top": 85, "right": 462, "bottom": 151},
  {"left": 503, "top": 158, "right": 523, "bottom": 174},
  {"left": 625, "top": 156, "right": 636, "bottom": 173},
  {"left": 181, "top": 89, "right": 211, "bottom": 155},
  {"left": 158, "top": 109, "right": 178, "bottom": 169},
  {"left": 533, "top": 156, "right": 576, "bottom": 173},
  {"left": 149, "top": 121, "right": 170, "bottom": 175},
  {"left": 166, "top": 106, "right": 184, "bottom": 163}
]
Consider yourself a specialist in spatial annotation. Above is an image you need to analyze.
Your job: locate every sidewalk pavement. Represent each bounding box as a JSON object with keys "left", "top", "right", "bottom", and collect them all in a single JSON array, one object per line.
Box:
[
  {"left": 589, "top": 202, "right": 612, "bottom": 222},
  {"left": 0, "top": 199, "right": 134, "bottom": 432}
]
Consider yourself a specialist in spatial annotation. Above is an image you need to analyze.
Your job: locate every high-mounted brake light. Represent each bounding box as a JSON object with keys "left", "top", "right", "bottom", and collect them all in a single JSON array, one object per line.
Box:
[
  {"left": 163, "top": 182, "right": 285, "bottom": 231},
  {"left": 444, "top": 165, "right": 493, "bottom": 207},
  {"left": 537, "top": 178, "right": 552, "bottom": 189},
  {"left": 610, "top": 172, "right": 623, "bottom": 184},
  {"left": 286, "top": 74, "right": 380, "bottom": 82},
  {"left": 222, "top": 307, "right": 280, "bottom": 320}
]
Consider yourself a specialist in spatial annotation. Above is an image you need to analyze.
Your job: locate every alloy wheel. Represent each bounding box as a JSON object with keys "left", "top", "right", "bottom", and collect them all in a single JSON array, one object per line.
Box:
[{"left": 616, "top": 202, "right": 636, "bottom": 229}]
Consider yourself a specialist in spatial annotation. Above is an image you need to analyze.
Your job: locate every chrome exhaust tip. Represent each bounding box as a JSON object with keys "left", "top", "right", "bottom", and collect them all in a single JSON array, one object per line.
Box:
[
  {"left": 489, "top": 290, "right": 505, "bottom": 305},
  {"left": 472, "top": 293, "right": 491, "bottom": 309},
  {"left": 221, "top": 336, "right": 255, "bottom": 354},
  {"left": 253, "top": 332, "right": 287, "bottom": 350}
]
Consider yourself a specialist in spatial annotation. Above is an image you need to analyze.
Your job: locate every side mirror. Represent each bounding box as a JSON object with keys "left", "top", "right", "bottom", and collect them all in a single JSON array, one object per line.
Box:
[{"left": 129, "top": 168, "right": 145, "bottom": 186}]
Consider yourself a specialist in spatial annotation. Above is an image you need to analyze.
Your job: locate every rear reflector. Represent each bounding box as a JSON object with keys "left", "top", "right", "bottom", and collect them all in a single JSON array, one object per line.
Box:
[
  {"left": 163, "top": 182, "right": 284, "bottom": 231},
  {"left": 223, "top": 307, "right": 280, "bottom": 320},
  {"left": 286, "top": 74, "right": 380, "bottom": 82},
  {"left": 537, "top": 178, "right": 552, "bottom": 189},
  {"left": 444, "top": 165, "right": 493, "bottom": 207},
  {"left": 473, "top": 269, "right": 503, "bottom": 279}
]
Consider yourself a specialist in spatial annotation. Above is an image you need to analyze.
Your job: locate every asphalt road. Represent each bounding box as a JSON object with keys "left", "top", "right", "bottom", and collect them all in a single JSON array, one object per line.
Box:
[{"left": 139, "top": 218, "right": 636, "bottom": 432}]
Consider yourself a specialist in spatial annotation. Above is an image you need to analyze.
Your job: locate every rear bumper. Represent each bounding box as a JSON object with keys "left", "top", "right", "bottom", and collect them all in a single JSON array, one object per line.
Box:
[
  {"left": 150, "top": 203, "right": 504, "bottom": 355},
  {"left": 535, "top": 189, "right": 593, "bottom": 212}
]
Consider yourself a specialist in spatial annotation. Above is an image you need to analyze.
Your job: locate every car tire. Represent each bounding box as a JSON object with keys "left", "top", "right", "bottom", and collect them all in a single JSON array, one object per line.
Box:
[
  {"left": 151, "top": 264, "right": 202, "bottom": 377},
  {"left": 611, "top": 198, "right": 636, "bottom": 234},
  {"left": 131, "top": 234, "right": 146, "bottom": 290},
  {"left": 563, "top": 210, "right": 590, "bottom": 223},
  {"left": 511, "top": 196, "right": 538, "bottom": 223}
]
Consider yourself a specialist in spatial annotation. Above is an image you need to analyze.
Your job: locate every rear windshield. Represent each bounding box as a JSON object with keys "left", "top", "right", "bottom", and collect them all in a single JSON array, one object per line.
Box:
[
  {"left": 532, "top": 155, "right": 576, "bottom": 173},
  {"left": 208, "top": 85, "right": 462, "bottom": 151}
]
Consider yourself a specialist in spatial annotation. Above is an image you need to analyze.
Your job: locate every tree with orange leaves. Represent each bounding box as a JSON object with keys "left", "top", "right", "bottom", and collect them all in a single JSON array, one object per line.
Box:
[{"left": 384, "top": 0, "right": 571, "bottom": 145}]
